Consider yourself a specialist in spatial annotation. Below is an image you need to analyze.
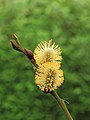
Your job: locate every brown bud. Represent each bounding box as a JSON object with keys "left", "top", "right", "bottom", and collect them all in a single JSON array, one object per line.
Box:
[
  {"left": 10, "top": 40, "right": 21, "bottom": 52},
  {"left": 24, "top": 48, "right": 34, "bottom": 60},
  {"left": 24, "top": 49, "right": 37, "bottom": 67}
]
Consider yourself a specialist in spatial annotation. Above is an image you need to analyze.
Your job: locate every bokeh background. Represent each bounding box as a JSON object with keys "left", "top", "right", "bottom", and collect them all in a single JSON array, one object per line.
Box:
[{"left": 0, "top": 0, "right": 90, "bottom": 120}]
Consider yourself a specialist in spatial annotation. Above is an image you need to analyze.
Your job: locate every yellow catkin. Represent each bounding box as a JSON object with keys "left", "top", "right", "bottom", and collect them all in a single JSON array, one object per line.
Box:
[
  {"left": 35, "top": 62, "right": 64, "bottom": 92},
  {"left": 34, "top": 40, "right": 62, "bottom": 66}
]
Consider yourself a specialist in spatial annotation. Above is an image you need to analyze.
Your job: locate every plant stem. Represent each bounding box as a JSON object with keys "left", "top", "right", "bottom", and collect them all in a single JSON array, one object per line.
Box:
[{"left": 50, "top": 91, "right": 73, "bottom": 120}]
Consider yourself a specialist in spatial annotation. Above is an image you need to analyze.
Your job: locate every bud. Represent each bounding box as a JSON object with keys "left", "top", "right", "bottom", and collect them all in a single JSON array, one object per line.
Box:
[
  {"left": 12, "top": 34, "right": 21, "bottom": 46},
  {"left": 12, "top": 34, "right": 18, "bottom": 40},
  {"left": 10, "top": 40, "right": 22, "bottom": 52},
  {"left": 24, "top": 48, "right": 37, "bottom": 67},
  {"left": 24, "top": 48, "right": 34, "bottom": 60}
]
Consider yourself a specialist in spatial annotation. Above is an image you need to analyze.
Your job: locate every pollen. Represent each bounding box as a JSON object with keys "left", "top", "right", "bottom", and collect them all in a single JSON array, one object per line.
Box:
[
  {"left": 35, "top": 62, "right": 64, "bottom": 92},
  {"left": 34, "top": 40, "right": 62, "bottom": 66}
]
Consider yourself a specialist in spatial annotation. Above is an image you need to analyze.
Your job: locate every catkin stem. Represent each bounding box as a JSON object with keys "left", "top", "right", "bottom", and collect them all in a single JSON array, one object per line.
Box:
[{"left": 50, "top": 91, "right": 73, "bottom": 120}]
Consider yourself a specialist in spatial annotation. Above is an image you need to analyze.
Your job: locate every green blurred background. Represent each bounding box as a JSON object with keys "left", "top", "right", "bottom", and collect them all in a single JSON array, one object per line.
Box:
[{"left": 0, "top": 0, "right": 90, "bottom": 120}]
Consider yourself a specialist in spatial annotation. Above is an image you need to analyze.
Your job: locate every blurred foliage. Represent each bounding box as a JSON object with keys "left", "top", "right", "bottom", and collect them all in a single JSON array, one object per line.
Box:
[{"left": 0, "top": 0, "right": 90, "bottom": 120}]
